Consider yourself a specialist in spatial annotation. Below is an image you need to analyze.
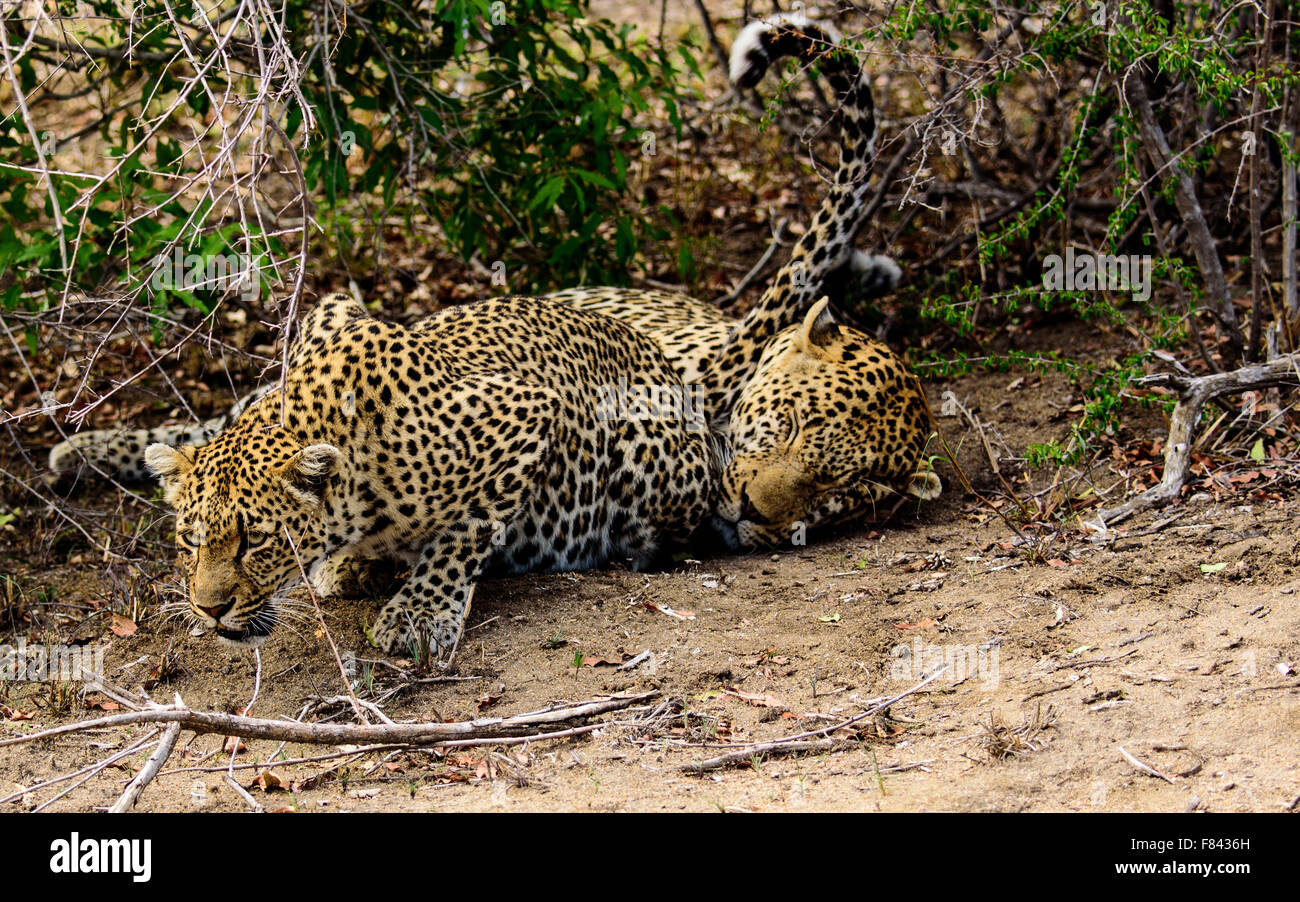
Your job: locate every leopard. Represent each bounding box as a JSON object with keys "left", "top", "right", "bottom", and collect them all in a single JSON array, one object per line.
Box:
[
  {"left": 51, "top": 14, "right": 941, "bottom": 656},
  {"left": 146, "top": 291, "right": 722, "bottom": 654}
]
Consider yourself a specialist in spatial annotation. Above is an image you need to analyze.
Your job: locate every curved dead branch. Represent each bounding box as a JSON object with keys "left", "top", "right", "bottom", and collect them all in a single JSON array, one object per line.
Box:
[{"left": 1097, "top": 354, "right": 1300, "bottom": 526}]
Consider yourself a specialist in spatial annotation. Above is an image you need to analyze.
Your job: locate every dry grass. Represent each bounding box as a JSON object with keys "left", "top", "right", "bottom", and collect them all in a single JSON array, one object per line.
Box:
[{"left": 978, "top": 703, "right": 1057, "bottom": 762}]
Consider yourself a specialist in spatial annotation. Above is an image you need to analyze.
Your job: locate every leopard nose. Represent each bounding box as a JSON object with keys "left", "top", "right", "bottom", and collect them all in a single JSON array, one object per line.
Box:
[{"left": 196, "top": 600, "right": 233, "bottom": 620}]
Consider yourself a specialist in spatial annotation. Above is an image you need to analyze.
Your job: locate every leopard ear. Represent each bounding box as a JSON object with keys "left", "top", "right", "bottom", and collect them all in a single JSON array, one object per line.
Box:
[
  {"left": 145, "top": 443, "right": 193, "bottom": 505},
  {"left": 794, "top": 298, "right": 840, "bottom": 356},
  {"left": 278, "top": 443, "right": 342, "bottom": 507}
]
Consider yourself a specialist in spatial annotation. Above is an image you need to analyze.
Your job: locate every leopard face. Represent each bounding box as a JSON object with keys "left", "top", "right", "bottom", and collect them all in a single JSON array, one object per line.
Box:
[
  {"left": 146, "top": 430, "right": 342, "bottom": 647},
  {"left": 714, "top": 300, "right": 939, "bottom": 548}
]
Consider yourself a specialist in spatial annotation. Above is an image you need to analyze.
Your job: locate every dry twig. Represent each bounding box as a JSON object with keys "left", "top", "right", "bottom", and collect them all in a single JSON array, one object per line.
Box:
[
  {"left": 1096, "top": 356, "right": 1300, "bottom": 525},
  {"left": 1118, "top": 745, "right": 1176, "bottom": 784},
  {"left": 682, "top": 665, "right": 948, "bottom": 773},
  {"left": 108, "top": 720, "right": 182, "bottom": 812},
  {"left": 0, "top": 692, "right": 656, "bottom": 750}
]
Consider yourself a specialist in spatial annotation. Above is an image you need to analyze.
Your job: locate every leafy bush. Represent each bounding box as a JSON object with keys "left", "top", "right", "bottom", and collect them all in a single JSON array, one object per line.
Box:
[
  {"left": 857, "top": 0, "right": 1298, "bottom": 464},
  {"left": 0, "top": 0, "right": 697, "bottom": 317}
]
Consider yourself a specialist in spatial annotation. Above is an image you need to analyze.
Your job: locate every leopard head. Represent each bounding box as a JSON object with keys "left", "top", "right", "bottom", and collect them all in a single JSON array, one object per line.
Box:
[
  {"left": 714, "top": 299, "right": 940, "bottom": 548},
  {"left": 146, "top": 427, "right": 342, "bottom": 647}
]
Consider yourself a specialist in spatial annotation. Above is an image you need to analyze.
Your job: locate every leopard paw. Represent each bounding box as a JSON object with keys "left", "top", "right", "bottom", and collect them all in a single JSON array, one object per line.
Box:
[
  {"left": 370, "top": 599, "right": 463, "bottom": 659},
  {"left": 310, "top": 554, "right": 400, "bottom": 598}
]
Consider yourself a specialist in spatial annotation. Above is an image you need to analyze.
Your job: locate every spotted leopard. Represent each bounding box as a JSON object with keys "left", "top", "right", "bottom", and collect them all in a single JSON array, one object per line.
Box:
[
  {"left": 147, "top": 291, "right": 723, "bottom": 654},
  {"left": 53, "top": 15, "right": 940, "bottom": 656}
]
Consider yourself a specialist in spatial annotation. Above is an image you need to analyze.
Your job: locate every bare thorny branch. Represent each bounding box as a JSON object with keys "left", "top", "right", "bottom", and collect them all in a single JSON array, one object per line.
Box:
[{"left": 0, "top": 0, "right": 314, "bottom": 428}]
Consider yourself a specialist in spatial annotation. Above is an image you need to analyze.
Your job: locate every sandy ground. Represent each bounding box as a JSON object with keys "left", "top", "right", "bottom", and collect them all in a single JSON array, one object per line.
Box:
[{"left": 3, "top": 361, "right": 1298, "bottom": 814}]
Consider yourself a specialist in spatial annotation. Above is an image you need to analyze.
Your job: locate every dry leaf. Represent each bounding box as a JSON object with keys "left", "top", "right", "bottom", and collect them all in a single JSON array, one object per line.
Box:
[
  {"left": 753, "top": 648, "right": 791, "bottom": 666},
  {"left": 109, "top": 614, "right": 138, "bottom": 637},
  {"left": 254, "top": 770, "right": 286, "bottom": 792}
]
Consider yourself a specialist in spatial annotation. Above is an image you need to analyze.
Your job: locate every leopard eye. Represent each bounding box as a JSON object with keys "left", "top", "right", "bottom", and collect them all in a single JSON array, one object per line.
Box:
[
  {"left": 178, "top": 522, "right": 206, "bottom": 549},
  {"left": 245, "top": 530, "right": 273, "bottom": 551}
]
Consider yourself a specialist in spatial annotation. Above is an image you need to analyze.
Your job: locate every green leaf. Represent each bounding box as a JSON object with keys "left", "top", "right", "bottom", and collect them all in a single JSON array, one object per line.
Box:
[
  {"left": 571, "top": 169, "right": 616, "bottom": 191},
  {"left": 1249, "top": 438, "right": 1265, "bottom": 460},
  {"left": 529, "top": 175, "right": 567, "bottom": 212}
]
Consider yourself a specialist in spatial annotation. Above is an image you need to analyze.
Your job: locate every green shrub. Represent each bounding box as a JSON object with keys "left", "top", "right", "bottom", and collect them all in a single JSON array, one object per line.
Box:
[{"left": 0, "top": 0, "right": 698, "bottom": 316}]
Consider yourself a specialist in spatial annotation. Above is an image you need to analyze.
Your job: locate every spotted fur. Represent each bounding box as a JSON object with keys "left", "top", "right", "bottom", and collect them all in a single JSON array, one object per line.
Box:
[
  {"left": 148, "top": 293, "right": 718, "bottom": 654},
  {"left": 51, "top": 16, "right": 939, "bottom": 657}
]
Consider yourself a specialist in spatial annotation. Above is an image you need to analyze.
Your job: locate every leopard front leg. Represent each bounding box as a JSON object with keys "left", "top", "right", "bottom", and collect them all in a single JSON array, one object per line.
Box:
[
  {"left": 366, "top": 373, "right": 560, "bottom": 660},
  {"left": 370, "top": 525, "right": 494, "bottom": 660},
  {"left": 309, "top": 551, "right": 401, "bottom": 598}
]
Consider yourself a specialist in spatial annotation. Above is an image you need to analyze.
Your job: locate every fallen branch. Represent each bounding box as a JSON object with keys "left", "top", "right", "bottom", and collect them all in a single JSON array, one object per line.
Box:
[
  {"left": 0, "top": 692, "right": 656, "bottom": 749},
  {"left": 1052, "top": 649, "right": 1138, "bottom": 672},
  {"left": 1096, "top": 355, "right": 1300, "bottom": 525},
  {"left": 82, "top": 679, "right": 149, "bottom": 711},
  {"left": 682, "top": 666, "right": 948, "bottom": 773},
  {"left": 684, "top": 737, "right": 840, "bottom": 772},
  {"left": 108, "top": 720, "right": 181, "bottom": 813},
  {"left": 7, "top": 730, "right": 160, "bottom": 810},
  {"left": 224, "top": 774, "right": 265, "bottom": 812},
  {"left": 1118, "top": 745, "right": 1176, "bottom": 784}
]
